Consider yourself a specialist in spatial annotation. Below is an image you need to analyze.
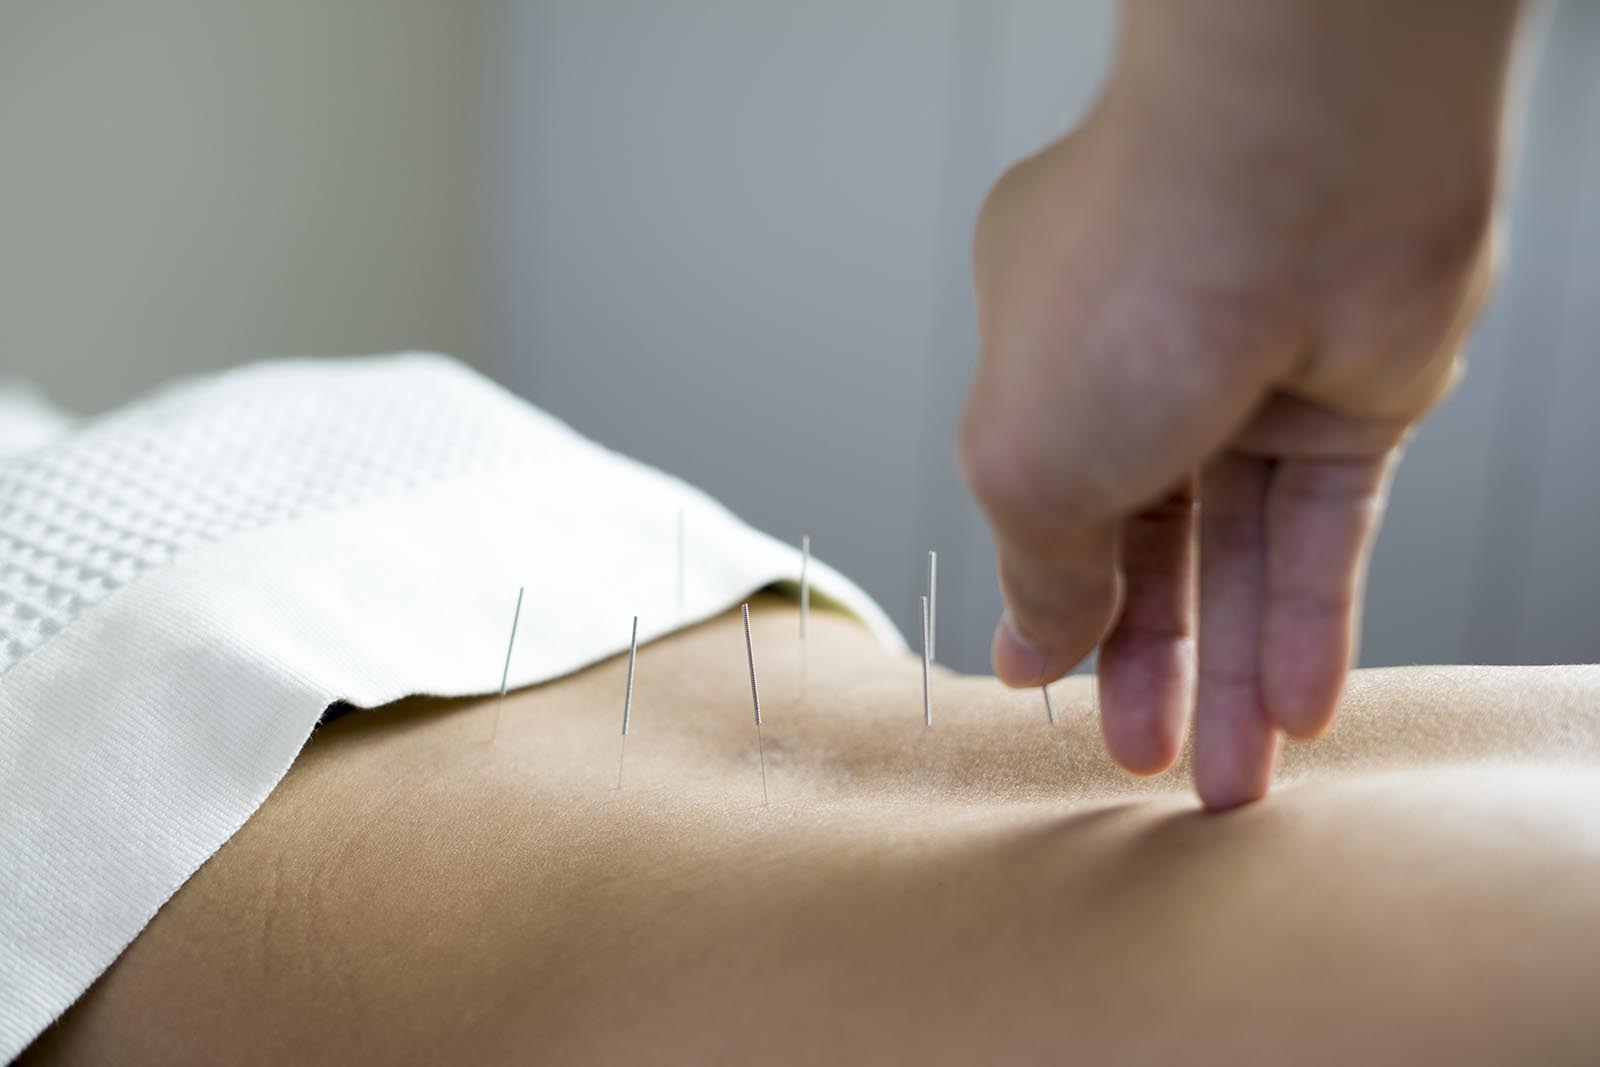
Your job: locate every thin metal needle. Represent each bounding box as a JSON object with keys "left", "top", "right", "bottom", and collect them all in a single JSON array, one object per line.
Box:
[
  {"left": 1043, "top": 681, "right": 1068, "bottom": 790},
  {"left": 490, "top": 586, "right": 524, "bottom": 743},
  {"left": 921, "top": 594, "right": 932, "bottom": 729},
  {"left": 742, "top": 603, "right": 769, "bottom": 807},
  {"left": 920, "top": 594, "right": 933, "bottom": 786},
  {"left": 1042, "top": 681, "right": 1071, "bottom": 789},
  {"left": 676, "top": 508, "right": 685, "bottom": 614},
  {"left": 926, "top": 549, "right": 937, "bottom": 663},
  {"left": 616, "top": 615, "right": 638, "bottom": 790}
]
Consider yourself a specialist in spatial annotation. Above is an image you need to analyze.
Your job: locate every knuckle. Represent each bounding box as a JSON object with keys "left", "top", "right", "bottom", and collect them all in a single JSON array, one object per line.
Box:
[
  {"left": 1269, "top": 582, "right": 1351, "bottom": 620},
  {"left": 1196, "top": 659, "right": 1259, "bottom": 692}
]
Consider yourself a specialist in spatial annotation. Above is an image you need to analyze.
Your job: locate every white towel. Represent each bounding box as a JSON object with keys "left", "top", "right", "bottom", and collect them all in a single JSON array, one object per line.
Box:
[
  {"left": 0, "top": 382, "right": 74, "bottom": 459},
  {"left": 0, "top": 354, "right": 901, "bottom": 1059}
]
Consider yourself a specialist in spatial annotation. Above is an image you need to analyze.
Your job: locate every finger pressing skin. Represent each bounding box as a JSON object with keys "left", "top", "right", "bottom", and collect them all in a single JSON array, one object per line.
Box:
[
  {"left": 1097, "top": 482, "right": 1198, "bottom": 775},
  {"left": 1260, "top": 452, "right": 1396, "bottom": 739},
  {"left": 990, "top": 523, "right": 1120, "bottom": 687},
  {"left": 1194, "top": 454, "right": 1280, "bottom": 811}
]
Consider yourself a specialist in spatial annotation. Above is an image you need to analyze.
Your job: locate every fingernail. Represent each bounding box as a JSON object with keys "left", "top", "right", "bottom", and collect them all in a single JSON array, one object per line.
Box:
[{"left": 992, "top": 612, "right": 1047, "bottom": 686}]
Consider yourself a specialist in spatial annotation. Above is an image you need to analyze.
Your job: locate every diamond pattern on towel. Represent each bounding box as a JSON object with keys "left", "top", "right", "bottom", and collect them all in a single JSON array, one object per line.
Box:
[{"left": 0, "top": 354, "right": 543, "bottom": 676}]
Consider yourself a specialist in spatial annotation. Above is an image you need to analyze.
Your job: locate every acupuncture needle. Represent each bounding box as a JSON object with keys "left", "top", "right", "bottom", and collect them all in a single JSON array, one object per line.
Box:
[
  {"left": 920, "top": 594, "right": 933, "bottom": 785},
  {"left": 616, "top": 615, "right": 638, "bottom": 790},
  {"left": 490, "top": 586, "right": 524, "bottom": 743},
  {"left": 1042, "top": 682, "right": 1073, "bottom": 790},
  {"left": 920, "top": 594, "right": 932, "bottom": 730},
  {"left": 742, "top": 603, "right": 770, "bottom": 807},
  {"left": 926, "top": 549, "right": 937, "bottom": 663}
]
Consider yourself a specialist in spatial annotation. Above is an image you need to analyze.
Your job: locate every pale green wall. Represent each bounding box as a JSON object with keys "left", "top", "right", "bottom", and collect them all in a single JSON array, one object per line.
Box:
[{"left": 0, "top": 0, "right": 490, "bottom": 412}]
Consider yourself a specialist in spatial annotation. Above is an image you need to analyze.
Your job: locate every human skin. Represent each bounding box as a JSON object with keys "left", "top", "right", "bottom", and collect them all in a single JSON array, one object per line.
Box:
[
  {"left": 24, "top": 595, "right": 1600, "bottom": 1065},
  {"left": 959, "top": 0, "right": 1526, "bottom": 809}
]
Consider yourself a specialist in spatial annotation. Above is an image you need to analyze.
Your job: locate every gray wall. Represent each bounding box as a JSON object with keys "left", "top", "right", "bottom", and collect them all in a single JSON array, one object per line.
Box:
[
  {"left": 491, "top": 0, "right": 1115, "bottom": 673},
  {"left": 1443, "top": 0, "right": 1600, "bottom": 666},
  {"left": 5, "top": 2, "right": 1595, "bottom": 672},
  {"left": 492, "top": 0, "right": 1600, "bottom": 673},
  {"left": 0, "top": 0, "right": 490, "bottom": 413}
]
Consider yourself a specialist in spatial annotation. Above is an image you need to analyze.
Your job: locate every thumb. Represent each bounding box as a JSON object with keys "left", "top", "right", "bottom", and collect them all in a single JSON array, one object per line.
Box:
[{"left": 959, "top": 307, "right": 1286, "bottom": 687}]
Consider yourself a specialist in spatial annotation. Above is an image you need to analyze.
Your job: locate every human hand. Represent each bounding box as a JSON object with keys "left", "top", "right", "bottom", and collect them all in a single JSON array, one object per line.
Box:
[{"left": 958, "top": 0, "right": 1519, "bottom": 808}]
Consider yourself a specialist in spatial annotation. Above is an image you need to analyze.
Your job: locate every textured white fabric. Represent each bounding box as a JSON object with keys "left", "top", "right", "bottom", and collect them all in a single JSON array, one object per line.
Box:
[{"left": 0, "top": 354, "right": 902, "bottom": 1060}]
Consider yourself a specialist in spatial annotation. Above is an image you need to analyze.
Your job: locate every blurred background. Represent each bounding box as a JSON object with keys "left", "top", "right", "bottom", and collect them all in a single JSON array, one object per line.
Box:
[{"left": 3, "top": 0, "right": 1596, "bottom": 674}]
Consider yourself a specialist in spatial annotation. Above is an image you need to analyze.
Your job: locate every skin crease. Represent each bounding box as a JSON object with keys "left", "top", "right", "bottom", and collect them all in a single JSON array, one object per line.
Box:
[
  {"left": 958, "top": 0, "right": 1525, "bottom": 809},
  {"left": 23, "top": 596, "right": 1600, "bottom": 1066}
]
